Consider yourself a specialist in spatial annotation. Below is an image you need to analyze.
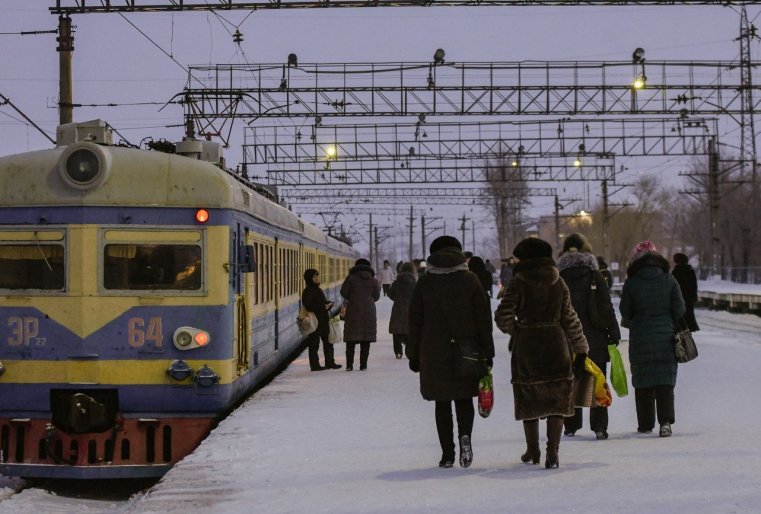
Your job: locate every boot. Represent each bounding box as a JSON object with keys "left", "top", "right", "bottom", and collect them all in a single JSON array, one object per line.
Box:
[
  {"left": 521, "top": 420, "right": 541, "bottom": 464},
  {"left": 545, "top": 416, "right": 563, "bottom": 469},
  {"left": 458, "top": 435, "right": 473, "bottom": 468}
]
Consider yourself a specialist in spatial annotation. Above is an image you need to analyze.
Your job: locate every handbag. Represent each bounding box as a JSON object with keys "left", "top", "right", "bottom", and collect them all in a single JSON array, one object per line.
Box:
[
  {"left": 608, "top": 344, "right": 629, "bottom": 397},
  {"left": 451, "top": 337, "right": 488, "bottom": 379},
  {"left": 572, "top": 370, "right": 596, "bottom": 408},
  {"left": 296, "top": 306, "right": 318, "bottom": 336},
  {"left": 674, "top": 318, "right": 698, "bottom": 363},
  {"left": 478, "top": 371, "right": 494, "bottom": 418},
  {"left": 328, "top": 316, "right": 343, "bottom": 344}
]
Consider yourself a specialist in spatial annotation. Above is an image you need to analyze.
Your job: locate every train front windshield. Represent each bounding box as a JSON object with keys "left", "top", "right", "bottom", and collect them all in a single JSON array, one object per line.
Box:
[
  {"left": 104, "top": 244, "right": 202, "bottom": 290},
  {"left": 0, "top": 244, "right": 65, "bottom": 290}
]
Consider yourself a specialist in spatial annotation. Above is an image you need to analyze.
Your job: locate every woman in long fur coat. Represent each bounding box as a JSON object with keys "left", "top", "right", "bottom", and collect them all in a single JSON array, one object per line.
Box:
[{"left": 494, "top": 237, "right": 589, "bottom": 469}]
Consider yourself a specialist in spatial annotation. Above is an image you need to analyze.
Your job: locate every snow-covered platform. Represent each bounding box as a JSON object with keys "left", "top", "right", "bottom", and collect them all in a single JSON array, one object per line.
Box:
[{"left": 125, "top": 299, "right": 761, "bottom": 514}]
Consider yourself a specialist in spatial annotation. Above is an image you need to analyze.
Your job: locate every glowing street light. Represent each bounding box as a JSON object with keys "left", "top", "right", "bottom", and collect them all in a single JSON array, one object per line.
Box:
[
  {"left": 632, "top": 77, "right": 646, "bottom": 90},
  {"left": 573, "top": 157, "right": 582, "bottom": 167},
  {"left": 325, "top": 145, "right": 337, "bottom": 160}
]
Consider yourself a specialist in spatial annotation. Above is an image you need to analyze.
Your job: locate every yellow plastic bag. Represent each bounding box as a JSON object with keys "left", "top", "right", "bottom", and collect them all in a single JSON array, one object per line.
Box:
[{"left": 584, "top": 357, "right": 613, "bottom": 408}]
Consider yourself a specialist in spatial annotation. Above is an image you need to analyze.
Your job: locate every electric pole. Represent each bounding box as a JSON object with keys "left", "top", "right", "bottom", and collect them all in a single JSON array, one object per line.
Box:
[{"left": 57, "top": 15, "right": 74, "bottom": 126}]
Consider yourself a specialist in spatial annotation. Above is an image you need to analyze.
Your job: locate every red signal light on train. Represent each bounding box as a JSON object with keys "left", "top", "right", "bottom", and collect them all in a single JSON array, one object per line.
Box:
[
  {"left": 195, "top": 209, "right": 209, "bottom": 223},
  {"left": 195, "top": 332, "right": 210, "bottom": 346}
]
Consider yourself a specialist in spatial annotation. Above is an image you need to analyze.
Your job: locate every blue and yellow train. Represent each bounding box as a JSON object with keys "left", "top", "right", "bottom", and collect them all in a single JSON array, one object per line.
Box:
[{"left": 0, "top": 120, "right": 356, "bottom": 479}]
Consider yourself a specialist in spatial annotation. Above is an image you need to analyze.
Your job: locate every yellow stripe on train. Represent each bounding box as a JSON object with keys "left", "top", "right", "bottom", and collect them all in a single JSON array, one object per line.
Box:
[{"left": 0, "top": 359, "right": 237, "bottom": 385}]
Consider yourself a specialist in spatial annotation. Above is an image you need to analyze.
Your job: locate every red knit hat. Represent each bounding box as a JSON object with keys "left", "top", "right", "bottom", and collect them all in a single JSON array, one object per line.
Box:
[{"left": 634, "top": 240, "right": 657, "bottom": 255}]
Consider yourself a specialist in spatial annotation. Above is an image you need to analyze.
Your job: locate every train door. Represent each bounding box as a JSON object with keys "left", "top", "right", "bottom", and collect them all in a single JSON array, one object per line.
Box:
[
  {"left": 236, "top": 226, "right": 251, "bottom": 375},
  {"left": 273, "top": 238, "right": 280, "bottom": 351}
]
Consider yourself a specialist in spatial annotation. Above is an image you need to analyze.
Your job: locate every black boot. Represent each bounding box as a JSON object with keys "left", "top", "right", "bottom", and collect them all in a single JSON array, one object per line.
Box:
[
  {"left": 459, "top": 435, "right": 473, "bottom": 468},
  {"left": 521, "top": 420, "right": 541, "bottom": 464},
  {"left": 545, "top": 416, "right": 563, "bottom": 469}
]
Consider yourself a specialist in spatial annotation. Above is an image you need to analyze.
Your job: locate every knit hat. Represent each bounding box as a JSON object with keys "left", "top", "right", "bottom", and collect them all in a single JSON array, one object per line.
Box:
[
  {"left": 355, "top": 258, "right": 371, "bottom": 267},
  {"left": 633, "top": 240, "right": 657, "bottom": 257},
  {"left": 429, "top": 235, "right": 463, "bottom": 254},
  {"left": 513, "top": 237, "right": 553, "bottom": 260},
  {"left": 562, "top": 232, "right": 593, "bottom": 253},
  {"left": 673, "top": 252, "right": 689, "bottom": 265}
]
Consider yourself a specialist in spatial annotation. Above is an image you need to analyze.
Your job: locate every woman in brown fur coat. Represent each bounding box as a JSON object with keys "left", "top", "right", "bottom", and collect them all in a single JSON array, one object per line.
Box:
[{"left": 494, "top": 237, "right": 589, "bottom": 469}]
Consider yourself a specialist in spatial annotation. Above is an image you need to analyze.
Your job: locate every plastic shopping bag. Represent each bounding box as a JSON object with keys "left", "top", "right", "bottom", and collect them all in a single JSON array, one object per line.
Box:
[
  {"left": 584, "top": 357, "right": 613, "bottom": 408},
  {"left": 328, "top": 316, "right": 343, "bottom": 344},
  {"left": 478, "top": 371, "right": 494, "bottom": 418},
  {"left": 608, "top": 344, "right": 629, "bottom": 397}
]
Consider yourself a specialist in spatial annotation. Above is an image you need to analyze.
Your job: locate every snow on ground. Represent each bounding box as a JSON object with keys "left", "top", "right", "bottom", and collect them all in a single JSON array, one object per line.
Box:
[{"left": 116, "top": 297, "right": 761, "bottom": 514}]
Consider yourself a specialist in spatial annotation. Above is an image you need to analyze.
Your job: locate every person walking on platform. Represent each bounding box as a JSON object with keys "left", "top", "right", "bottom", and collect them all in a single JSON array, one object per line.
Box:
[
  {"left": 597, "top": 256, "right": 614, "bottom": 289},
  {"left": 302, "top": 269, "right": 342, "bottom": 371},
  {"left": 407, "top": 236, "right": 495, "bottom": 469},
  {"left": 388, "top": 262, "right": 417, "bottom": 359},
  {"left": 379, "top": 259, "right": 395, "bottom": 297},
  {"left": 494, "top": 237, "right": 589, "bottom": 469},
  {"left": 671, "top": 253, "right": 700, "bottom": 332},
  {"left": 620, "top": 241, "right": 686, "bottom": 438},
  {"left": 340, "top": 258, "right": 381, "bottom": 371},
  {"left": 556, "top": 233, "right": 620, "bottom": 440},
  {"left": 468, "top": 255, "right": 494, "bottom": 299}
]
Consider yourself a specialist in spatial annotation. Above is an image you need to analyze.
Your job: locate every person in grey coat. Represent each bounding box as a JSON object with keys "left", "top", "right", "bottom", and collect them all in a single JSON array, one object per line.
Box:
[
  {"left": 340, "top": 258, "right": 381, "bottom": 371},
  {"left": 620, "top": 241, "right": 686, "bottom": 438},
  {"left": 388, "top": 262, "right": 417, "bottom": 359},
  {"left": 407, "top": 236, "right": 495, "bottom": 469},
  {"left": 556, "top": 233, "right": 621, "bottom": 440}
]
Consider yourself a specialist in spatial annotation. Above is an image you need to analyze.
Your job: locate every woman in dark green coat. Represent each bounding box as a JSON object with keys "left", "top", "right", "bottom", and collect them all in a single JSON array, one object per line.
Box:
[{"left": 619, "top": 241, "right": 686, "bottom": 438}]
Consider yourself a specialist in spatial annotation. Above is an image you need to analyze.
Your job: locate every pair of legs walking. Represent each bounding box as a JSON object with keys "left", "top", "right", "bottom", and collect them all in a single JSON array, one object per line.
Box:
[
  {"left": 522, "top": 416, "right": 564, "bottom": 469},
  {"left": 635, "top": 385, "right": 675, "bottom": 435},
  {"left": 435, "top": 399, "right": 474, "bottom": 468},
  {"left": 392, "top": 334, "right": 406, "bottom": 359},
  {"left": 345, "top": 342, "right": 370, "bottom": 371},
  {"left": 307, "top": 332, "right": 340, "bottom": 371}
]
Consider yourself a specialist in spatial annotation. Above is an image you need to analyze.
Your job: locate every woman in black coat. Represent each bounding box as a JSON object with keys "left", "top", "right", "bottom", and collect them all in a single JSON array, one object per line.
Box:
[
  {"left": 340, "top": 258, "right": 381, "bottom": 371},
  {"left": 301, "top": 269, "right": 342, "bottom": 371},
  {"left": 407, "top": 236, "right": 495, "bottom": 469},
  {"left": 468, "top": 255, "right": 494, "bottom": 299},
  {"left": 556, "top": 233, "right": 621, "bottom": 440},
  {"left": 672, "top": 253, "right": 700, "bottom": 332},
  {"left": 388, "top": 262, "right": 417, "bottom": 359},
  {"left": 494, "top": 237, "right": 589, "bottom": 469}
]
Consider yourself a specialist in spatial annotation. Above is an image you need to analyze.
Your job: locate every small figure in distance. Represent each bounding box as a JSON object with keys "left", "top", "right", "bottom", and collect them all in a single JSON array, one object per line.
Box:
[
  {"left": 340, "top": 258, "right": 381, "bottom": 371},
  {"left": 378, "top": 259, "right": 396, "bottom": 298},
  {"left": 388, "top": 262, "right": 417, "bottom": 359},
  {"left": 671, "top": 253, "right": 700, "bottom": 332},
  {"left": 302, "top": 269, "right": 341, "bottom": 371},
  {"left": 468, "top": 255, "right": 493, "bottom": 299}
]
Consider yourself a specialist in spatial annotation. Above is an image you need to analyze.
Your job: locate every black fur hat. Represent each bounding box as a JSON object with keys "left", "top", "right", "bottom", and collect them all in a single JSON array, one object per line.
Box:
[
  {"left": 429, "top": 235, "right": 463, "bottom": 254},
  {"left": 355, "top": 258, "right": 371, "bottom": 267},
  {"left": 513, "top": 237, "right": 553, "bottom": 260},
  {"left": 562, "top": 232, "right": 592, "bottom": 253},
  {"left": 673, "top": 253, "right": 689, "bottom": 265}
]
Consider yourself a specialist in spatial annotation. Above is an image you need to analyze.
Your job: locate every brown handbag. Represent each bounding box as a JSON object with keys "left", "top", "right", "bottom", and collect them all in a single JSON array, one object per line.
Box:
[{"left": 572, "top": 371, "right": 596, "bottom": 408}]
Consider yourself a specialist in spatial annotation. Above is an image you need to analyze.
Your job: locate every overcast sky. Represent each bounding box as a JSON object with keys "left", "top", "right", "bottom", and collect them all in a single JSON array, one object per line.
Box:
[{"left": 1, "top": 2, "right": 760, "bottom": 255}]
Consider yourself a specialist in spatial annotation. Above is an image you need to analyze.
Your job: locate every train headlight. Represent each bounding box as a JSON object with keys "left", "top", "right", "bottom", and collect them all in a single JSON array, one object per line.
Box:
[
  {"left": 58, "top": 142, "right": 112, "bottom": 190},
  {"left": 173, "top": 326, "right": 210, "bottom": 350}
]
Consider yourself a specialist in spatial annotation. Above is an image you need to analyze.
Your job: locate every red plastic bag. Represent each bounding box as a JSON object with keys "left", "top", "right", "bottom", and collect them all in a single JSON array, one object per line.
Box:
[{"left": 478, "top": 371, "right": 494, "bottom": 418}]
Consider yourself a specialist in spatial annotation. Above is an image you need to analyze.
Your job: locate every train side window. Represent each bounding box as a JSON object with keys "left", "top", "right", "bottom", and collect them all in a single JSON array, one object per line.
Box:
[
  {"left": 0, "top": 244, "right": 65, "bottom": 291},
  {"left": 103, "top": 244, "right": 202, "bottom": 290}
]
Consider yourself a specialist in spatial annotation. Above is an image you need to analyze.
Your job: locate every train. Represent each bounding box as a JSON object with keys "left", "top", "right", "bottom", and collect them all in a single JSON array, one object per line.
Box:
[{"left": 0, "top": 120, "right": 356, "bottom": 479}]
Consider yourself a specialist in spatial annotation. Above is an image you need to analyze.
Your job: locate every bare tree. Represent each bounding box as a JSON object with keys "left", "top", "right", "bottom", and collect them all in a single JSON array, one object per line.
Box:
[{"left": 484, "top": 158, "right": 531, "bottom": 258}]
